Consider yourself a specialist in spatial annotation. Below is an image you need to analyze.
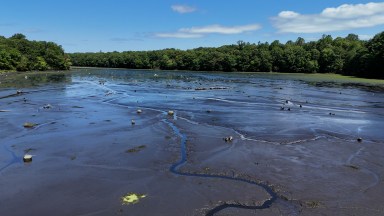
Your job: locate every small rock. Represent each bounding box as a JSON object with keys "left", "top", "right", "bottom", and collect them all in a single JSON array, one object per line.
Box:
[
  {"left": 43, "top": 104, "right": 52, "bottom": 109},
  {"left": 168, "top": 110, "right": 174, "bottom": 116},
  {"left": 280, "top": 107, "right": 284, "bottom": 110},
  {"left": 287, "top": 108, "right": 291, "bottom": 111},
  {"left": 23, "top": 154, "right": 32, "bottom": 162},
  {"left": 357, "top": 137, "right": 362, "bottom": 142},
  {"left": 131, "top": 120, "right": 135, "bottom": 125},
  {"left": 137, "top": 109, "right": 142, "bottom": 114},
  {"left": 299, "top": 104, "right": 302, "bottom": 108},
  {"left": 23, "top": 122, "right": 37, "bottom": 128},
  {"left": 224, "top": 136, "right": 233, "bottom": 142}
]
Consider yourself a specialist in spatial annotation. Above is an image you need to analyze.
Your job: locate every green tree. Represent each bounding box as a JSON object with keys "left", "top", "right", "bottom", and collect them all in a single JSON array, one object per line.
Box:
[{"left": 365, "top": 32, "right": 384, "bottom": 78}]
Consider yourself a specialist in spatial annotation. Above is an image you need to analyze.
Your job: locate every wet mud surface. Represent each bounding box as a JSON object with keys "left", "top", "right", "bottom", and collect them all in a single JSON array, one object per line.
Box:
[{"left": 1, "top": 69, "right": 384, "bottom": 215}]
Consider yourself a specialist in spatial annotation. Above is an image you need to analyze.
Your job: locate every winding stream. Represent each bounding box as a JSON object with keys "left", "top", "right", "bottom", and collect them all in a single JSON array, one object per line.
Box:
[{"left": 162, "top": 119, "right": 278, "bottom": 215}]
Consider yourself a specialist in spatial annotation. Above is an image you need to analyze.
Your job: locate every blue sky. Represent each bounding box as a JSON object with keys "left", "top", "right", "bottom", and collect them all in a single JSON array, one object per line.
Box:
[{"left": 1, "top": 0, "right": 383, "bottom": 53}]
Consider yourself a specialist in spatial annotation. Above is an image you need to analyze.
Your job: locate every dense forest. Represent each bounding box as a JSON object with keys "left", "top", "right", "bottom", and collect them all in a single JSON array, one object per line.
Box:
[
  {"left": 70, "top": 31, "right": 384, "bottom": 79},
  {"left": 1, "top": 32, "right": 383, "bottom": 79},
  {"left": 0, "top": 34, "right": 71, "bottom": 71}
]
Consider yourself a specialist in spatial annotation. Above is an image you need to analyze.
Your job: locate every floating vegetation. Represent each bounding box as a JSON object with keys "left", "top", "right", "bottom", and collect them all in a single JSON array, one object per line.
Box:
[
  {"left": 23, "top": 122, "right": 37, "bottom": 128},
  {"left": 121, "top": 193, "right": 146, "bottom": 205},
  {"left": 126, "top": 145, "right": 146, "bottom": 153}
]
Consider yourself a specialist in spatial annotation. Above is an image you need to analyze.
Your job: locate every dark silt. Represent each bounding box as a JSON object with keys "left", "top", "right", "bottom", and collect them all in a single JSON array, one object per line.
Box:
[{"left": 1, "top": 68, "right": 384, "bottom": 215}]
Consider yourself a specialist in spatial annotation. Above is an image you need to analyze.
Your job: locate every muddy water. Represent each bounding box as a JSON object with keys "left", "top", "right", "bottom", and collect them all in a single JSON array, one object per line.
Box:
[{"left": 1, "top": 68, "right": 384, "bottom": 215}]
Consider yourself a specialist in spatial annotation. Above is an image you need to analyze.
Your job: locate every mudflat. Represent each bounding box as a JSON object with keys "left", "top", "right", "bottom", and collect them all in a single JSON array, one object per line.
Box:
[{"left": 1, "top": 68, "right": 383, "bottom": 215}]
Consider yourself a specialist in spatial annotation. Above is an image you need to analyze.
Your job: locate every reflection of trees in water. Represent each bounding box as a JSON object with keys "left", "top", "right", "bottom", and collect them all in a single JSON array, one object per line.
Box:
[{"left": 0, "top": 72, "right": 71, "bottom": 88}]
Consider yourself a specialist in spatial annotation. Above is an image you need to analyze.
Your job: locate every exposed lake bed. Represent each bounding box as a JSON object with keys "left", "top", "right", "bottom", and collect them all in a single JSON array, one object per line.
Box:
[{"left": 1, "top": 68, "right": 384, "bottom": 215}]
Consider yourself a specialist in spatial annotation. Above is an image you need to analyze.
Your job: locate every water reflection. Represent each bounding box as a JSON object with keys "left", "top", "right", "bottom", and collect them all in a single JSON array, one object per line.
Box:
[{"left": 0, "top": 71, "right": 71, "bottom": 88}]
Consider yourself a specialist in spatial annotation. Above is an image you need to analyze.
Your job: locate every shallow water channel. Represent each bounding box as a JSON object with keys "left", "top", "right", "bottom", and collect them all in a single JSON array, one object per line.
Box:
[{"left": 1, "top": 68, "right": 384, "bottom": 215}]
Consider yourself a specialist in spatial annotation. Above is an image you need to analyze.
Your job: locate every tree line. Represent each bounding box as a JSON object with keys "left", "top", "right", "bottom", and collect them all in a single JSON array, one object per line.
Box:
[
  {"left": 0, "top": 33, "right": 71, "bottom": 71},
  {"left": 70, "top": 31, "right": 384, "bottom": 79}
]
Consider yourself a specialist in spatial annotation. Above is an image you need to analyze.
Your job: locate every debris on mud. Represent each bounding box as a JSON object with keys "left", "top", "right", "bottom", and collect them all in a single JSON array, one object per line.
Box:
[
  {"left": 224, "top": 136, "right": 233, "bottom": 142},
  {"left": 121, "top": 193, "right": 146, "bottom": 205}
]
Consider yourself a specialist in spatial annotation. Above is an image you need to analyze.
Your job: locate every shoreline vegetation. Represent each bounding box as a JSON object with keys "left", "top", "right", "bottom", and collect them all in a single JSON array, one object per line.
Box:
[
  {"left": 0, "top": 33, "right": 71, "bottom": 72},
  {"left": 69, "top": 31, "right": 384, "bottom": 79},
  {"left": 1, "top": 31, "right": 383, "bottom": 80}
]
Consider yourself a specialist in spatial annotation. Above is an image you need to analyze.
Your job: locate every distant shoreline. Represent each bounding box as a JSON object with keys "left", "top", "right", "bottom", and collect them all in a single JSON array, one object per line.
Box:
[{"left": 69, "top": 66, "right": 384, "bottom": 85}]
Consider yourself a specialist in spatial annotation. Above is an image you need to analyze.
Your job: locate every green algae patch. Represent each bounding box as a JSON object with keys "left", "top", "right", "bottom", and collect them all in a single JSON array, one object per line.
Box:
[
  {"left": 126, "top": 145, "right": 146, "bottom": 153},
  {"left": 121, "top": 193, "right": 146, "bottom": 205}
]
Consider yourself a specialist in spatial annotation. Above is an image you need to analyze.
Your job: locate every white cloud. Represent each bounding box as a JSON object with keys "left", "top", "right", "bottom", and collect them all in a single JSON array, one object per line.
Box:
[
  {"left": 180, "top": 24, "right": 261, "bottom": 34},
  {"left": 154, "top": 24, "right": 261, "bottom": 38},
  {"left": 154, "top": 32, "right": 203, "bottom": 38},
  {"left": 321, "top": 2, "right": 384, "bottom": 18},
  {"left": 358, "top": 34, "right": 373, "bottom": 40},
  {"left": 278, "top": 11, "right": 300, "bottom": 19},
  {"left": 273, "top": 2, "right": 384, "bottom": 33},
  {"left": 171, "top": 4, "right": 197, "bottom": 14}
]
